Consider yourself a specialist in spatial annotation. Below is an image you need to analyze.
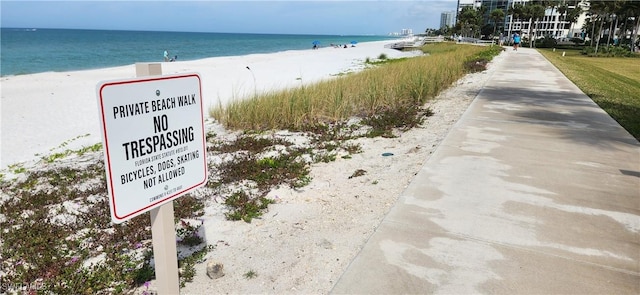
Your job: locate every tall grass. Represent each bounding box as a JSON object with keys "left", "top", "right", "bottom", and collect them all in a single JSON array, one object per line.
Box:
[
  {"left": 539, "top": 49, "right": 640, "bottom": 140},
  {"left": 211, "top": 43, "right": 495, "bottom": 131}
]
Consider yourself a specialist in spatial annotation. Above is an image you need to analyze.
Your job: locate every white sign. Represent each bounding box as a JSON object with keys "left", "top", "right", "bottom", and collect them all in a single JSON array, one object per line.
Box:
[{"left": 96, "top": 73, "right": 207, "bottom": 223}]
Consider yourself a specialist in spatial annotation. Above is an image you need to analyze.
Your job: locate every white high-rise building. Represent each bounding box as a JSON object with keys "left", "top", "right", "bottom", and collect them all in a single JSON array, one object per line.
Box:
[
  {"left": 441, "top": 11, "right": 457, "bottom": 29},
  {"left": 401, "top": 28, "right": 413, "bottom": 36},
  {"left": 457, "top": 0, "right": 482, "bottom": 11},
  {"left": 457, "top": 0, "right": 589, "bottom": 40},
  {"left": 505, "top": 0, "right": 589, "bottom": 40}
]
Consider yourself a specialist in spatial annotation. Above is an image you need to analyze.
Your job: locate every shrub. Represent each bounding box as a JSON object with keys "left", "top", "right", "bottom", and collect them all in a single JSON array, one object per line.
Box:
[
  {"left": 570, "top": 37, "right": 584, "bottom": 45},
  {"left": 536, "top": 35, "right": 558, "bottom": 48},
  {"left": 581, "top": 46, "right": 637, "bottom": 57},
  {"left": 464, "top": 45, "right": 503, "bottom": 73}
]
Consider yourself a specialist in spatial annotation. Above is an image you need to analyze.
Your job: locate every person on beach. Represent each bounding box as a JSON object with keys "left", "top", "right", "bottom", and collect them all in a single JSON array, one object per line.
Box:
[
  {"left": 163, "top": 50, "right": 169, "bottom": 62},
  {"left": 512, "top": 33, "right": 521, "bottom": 51}
]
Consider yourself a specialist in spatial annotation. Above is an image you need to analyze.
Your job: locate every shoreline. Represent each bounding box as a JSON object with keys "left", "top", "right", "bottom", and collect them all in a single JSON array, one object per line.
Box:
[
  {"left": 0, "top": 40, "right": 422, "bottom": 169},
  {"left": 0, "top": 29, "right": 401, "bottom": 78},
  {"left": 0, "top": 39, "right": 401, "bottom": 78}
]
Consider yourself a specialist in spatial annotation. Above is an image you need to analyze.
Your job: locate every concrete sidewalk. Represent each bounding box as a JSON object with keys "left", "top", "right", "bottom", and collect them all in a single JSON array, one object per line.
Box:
[{"left": 331, "top": 47, "right": 640, "bottom": 294}]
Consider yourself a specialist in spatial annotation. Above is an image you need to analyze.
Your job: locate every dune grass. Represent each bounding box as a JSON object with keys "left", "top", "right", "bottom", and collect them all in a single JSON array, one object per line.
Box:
[
  {"left": 539, "top": 49, "right": 640, "bottom": 140},
  {"left": 211, "top": 43, "right": 502, "bottom": 132}
]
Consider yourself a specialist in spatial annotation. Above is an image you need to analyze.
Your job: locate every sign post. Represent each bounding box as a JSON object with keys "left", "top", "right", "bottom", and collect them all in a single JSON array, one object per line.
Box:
[
  {"left": 137, "top": 63, "right": 179, "bottom": 295},
  {"left": 96, "top": 63, "right": 208, "bottom": 294},
  {"left": 150, "top": 202, "right": 179, "bottom": 294}
]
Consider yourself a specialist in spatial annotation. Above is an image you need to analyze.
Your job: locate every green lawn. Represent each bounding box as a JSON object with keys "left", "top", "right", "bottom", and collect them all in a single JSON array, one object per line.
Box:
[{"left": 539, "top": 49, "right": 640, "bottom": 140}]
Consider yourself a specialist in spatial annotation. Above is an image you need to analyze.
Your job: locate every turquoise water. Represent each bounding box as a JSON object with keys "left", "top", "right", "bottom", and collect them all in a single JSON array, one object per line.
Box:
[{"left": 0, "top": 28, "right": 395, "bottom": 76}]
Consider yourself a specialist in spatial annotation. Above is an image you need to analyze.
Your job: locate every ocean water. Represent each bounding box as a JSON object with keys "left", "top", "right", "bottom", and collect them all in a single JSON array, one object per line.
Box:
[{"left": 0, "top": 28, "right": 395, "bottom": 76}]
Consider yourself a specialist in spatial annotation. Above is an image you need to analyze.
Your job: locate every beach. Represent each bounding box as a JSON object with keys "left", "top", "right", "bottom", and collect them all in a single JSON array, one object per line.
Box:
[
  {"left": 0, "top": 40, "right": 506, "bottom": 294},
  {"left": 0, "top": 40, "right": 421, "bottom": 169}
]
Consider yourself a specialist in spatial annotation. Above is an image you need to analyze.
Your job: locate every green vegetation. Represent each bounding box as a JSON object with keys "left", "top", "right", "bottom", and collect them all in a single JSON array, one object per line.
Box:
[
  {"left": 581, "top": 45, "right": 639, "bottom": 58},
  {"left": 211, "top": 43, "right": 501, "bottom": 132},
  {"left": 365, "top": 56, "right": 408, "bottom": 66},
  {"left": 224, "top": 191, "right": 275, "bottom": 222},
  {"left": 243, "top": 270, "right": 257, "bottom": 279},
  {"left": 0, "top": 43, "right": 503, "bottom": 294},
  {"left": 0, "top": 158, "right": 207, "bottom": 294},
  {"left": 435, "top": 0, "right": 639, "bottom": 59},
  {"left": 178, "top": 245, "right": 213, "bottom": 287},
  {"left": 539, "top": 49, "right": 640, "bottom": 140}
]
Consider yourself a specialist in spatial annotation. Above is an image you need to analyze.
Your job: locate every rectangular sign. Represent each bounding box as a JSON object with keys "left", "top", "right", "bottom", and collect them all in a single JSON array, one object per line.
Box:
[{"left": 96, "top": 73, "right": 207, "bottom": 223}]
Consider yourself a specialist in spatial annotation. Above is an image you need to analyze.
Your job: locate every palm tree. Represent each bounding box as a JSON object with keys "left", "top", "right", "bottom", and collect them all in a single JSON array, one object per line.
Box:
[
  {"left": 558, "top": 2, "right": 569, "bottom": 38},
  {"left": 542, "top": 0, "right": 562, "bottom": 38},
  {"left": 566, "top": 0, "right": 585, "bottom": 40},
  {"left": 589, "top": 1, "right": 605, "bottom": 50},
  {"left": 617, "top": 2, "right": 632, "bottom": 45},
  {"left": 533, "top": 4, "right": 546, "bottom": 45},
  {"left": 490, "top": 8, "right": 506, "bottom": 37},
  {"left": 611, "top": 0, "right": 640, "bottom": 49},
  {"left": 457, "top": 6, "right": 483, "bottom": 38},
  {"left": 627, "top": 0, "right": 640, "bottom": 52},
  {"left": 517, "top": 3, "right": 534, "bottom": 45},
  {"left": 605, "top": 0, "right": 625, "bottom": 47},
  {"left": 585, "top": 3, "right": 599, "bottom": 46},
  {"left": 509, "top": 3, "right": 526, "bottom": 41},
  {"left": 524, "top": 2, "right": 546, "bottom": 47},
  {"left": 477, "top": 5, "right": 488, "bottom": 37},
  {"left": 590, "top": 1, "right": 617, "bottom": 53}
]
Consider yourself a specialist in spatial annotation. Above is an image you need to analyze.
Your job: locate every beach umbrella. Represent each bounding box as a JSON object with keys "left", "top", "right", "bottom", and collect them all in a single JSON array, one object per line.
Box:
[
  {"left": 350, "top": 40, "right": 358, "bottom": 45},
  {"left": 312, "top": 40, "right": 320, "bottom": 45}
]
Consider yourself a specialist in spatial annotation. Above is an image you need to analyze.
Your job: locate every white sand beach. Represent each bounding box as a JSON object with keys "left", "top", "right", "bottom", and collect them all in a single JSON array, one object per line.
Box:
[
  {"left": 0, "top": 40, "right": 505, "bottom": 294},
  {"left": 0, "top": 40, "right": 421, "bottom": 169}
]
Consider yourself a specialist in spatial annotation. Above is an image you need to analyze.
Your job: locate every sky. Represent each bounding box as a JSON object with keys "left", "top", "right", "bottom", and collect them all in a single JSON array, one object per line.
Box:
[{"left": 0, "top": 0, "right": 458, "bottom": 35}]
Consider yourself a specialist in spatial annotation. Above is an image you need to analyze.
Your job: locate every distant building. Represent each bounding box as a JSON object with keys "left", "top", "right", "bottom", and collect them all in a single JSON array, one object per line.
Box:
[
  {"left": 456, "top": 0, "right": 483, "bottom": 25},
  {"left": 457, "top": 0, "right": 482, "bottom": 13},
  {"left": 457, "top": 0, "right": 589, "bottom": 40},
  {"left": 401, "top": 28, "right": 413, "bottom": 36},
  {"left": 505, "top": 0, "right": 589, "bottom": 40},
  {"left": 440, "top": 11, "right": 457, "bottom": 29},
  {"left": 388, "top": 29, "right": 414, "bottom": 37}
]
